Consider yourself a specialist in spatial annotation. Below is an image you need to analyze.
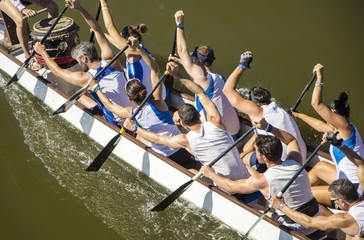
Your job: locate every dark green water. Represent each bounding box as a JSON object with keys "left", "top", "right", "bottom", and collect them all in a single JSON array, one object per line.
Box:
[{"left": 1, "top": 0, "right": 363, "bottom": 239}]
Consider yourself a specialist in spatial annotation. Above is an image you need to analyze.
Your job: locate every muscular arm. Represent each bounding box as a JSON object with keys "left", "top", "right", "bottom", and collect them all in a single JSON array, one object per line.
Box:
[
  {"left": 100, "top": 0, "right": 127, "bottom": 50},
  {"left": 223, "top": 66, "right": 263, "bottom": 118},
  {"left": 292, "top": 111, "right": 332, "bottom": 133}
]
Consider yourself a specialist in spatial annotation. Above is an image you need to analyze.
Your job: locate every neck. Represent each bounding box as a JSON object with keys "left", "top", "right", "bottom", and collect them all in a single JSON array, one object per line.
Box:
[
  {"left": 350, "top": 199, "right": 362, "bottom": 208},
  {"left": 266, "top": 159, "right": 282, "bottom": 168}
]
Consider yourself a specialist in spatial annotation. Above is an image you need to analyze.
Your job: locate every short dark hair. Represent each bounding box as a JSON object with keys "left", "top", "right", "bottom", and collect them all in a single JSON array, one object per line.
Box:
[
  {"left": 328, "top": 178, "right": 359, "bottom": 203},
  {"left": 249, "top": 86, "right": 271, "bottom": 104},
  {"left": 178, "top": 103, "right": 200, "bottom": 126},
  {"left": 328, "top": 92, "right": 350, "bottom": 119},
  {"left": 254, "top": 135, "right": 282, "bottom": 163}
]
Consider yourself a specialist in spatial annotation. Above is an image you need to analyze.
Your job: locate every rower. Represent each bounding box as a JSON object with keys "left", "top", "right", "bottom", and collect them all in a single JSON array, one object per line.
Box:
[
  {"left": 169, "top": 10, "right": 240, "bottom": 139},
  {"left": 0, "top": 0, "right": 58, "bottom": 70},
  {"left": 33, "top": 0, "right": 134, "bottom": 127},
  {"left": 200, "top": 117, "right": 322, "bottom": 237},
  {"left": 223, "top": 52, "right": 307, "bottom": 174},
  {"left": 123, "top": 62, "right": 260, "bottom": 203},
  {"left": 99, "top": 0, "right": 168, "bottom": 100}
]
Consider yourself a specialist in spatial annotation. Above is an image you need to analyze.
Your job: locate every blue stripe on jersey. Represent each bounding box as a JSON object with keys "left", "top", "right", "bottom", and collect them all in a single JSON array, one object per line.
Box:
[
  {"left": 147, "top": 100, "right": 175, "bottom": 125},
  {"left": 90, "top": 60, "right": 119, "bottom": 81},
  {"left": 131, "top": 107, "right": 141, "bottom": 127},
  {"left": 127, "top": 59, "right": 144, "bottom": 82},
  {"left": 332, "top": 123, "right": 357, "bottom": 164},
  {"left": 196, "top": 73, "right": 215, "bottom": 112},
  {"left": 90, "top": 92, "right": 117, "bottom": 126}
]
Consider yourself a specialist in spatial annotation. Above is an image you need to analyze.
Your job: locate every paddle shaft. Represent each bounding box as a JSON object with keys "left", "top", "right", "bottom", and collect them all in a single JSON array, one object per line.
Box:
[
  {"left": 89, "top": 3, "right": 101, "bottom": 43},
  {"left": 291, "top": 73, "right": 317, "bottom": 112},
  {"left": 150, "top": 126, "right": 256, "bottom": 211},
  {"left": 242, "top": 140, "right": 326, "bottom": 240},
  {"left": 7, "top": 6, "right": 68, "bottom": 86},
  {"left": 85, "top": 71, "right": 169, "bottom": 171},
  {"left": 23, "top": 8, "right": 48, "bottom": 19}
]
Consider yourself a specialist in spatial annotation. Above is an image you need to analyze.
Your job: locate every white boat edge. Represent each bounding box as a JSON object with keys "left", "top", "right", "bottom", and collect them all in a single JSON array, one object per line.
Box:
[{"left": 0, "top": 27, "right": 337, "bottom": 240}]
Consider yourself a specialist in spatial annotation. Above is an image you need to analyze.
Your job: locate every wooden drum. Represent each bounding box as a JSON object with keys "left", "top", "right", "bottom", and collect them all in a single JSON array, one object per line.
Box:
[{"left": 31, "top": 16, "right": 80, "bottom": 69}]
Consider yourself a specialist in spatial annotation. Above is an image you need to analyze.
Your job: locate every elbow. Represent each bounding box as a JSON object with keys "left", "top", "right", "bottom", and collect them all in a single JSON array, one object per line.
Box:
[{"left": 311, "top": 99, "right": 319, "bottom": 109}]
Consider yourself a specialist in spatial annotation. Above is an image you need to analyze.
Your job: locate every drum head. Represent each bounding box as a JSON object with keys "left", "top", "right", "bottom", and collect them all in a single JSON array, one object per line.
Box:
[{"left": 32, "top": 16, "right": 79, "bottom": 40}]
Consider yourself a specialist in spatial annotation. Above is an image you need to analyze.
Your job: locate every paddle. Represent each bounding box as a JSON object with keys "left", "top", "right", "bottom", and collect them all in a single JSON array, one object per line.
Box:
[
  {"left": 52, "top": 41, "right": 131, "bottom": 115},
  {"left": 85, "top": 70, "right": 169, "bottom": 171},
  {"left": 164, "top": 27, "right": 177, "bottom": 89},
  {"left": 6, "top": 5, "right": 68, "bottom": 86},
  {"left": 150, "top": 126, "right": 256, "bottom": 212},
  {"left": 290, "top": 73, "right": 317, "bottom": 112},
  {"left": 241, "top": 138, "right": 327, "bottom": 240},
  {"left": 89, "top": 3, "right": 101, "bottom": 43}
]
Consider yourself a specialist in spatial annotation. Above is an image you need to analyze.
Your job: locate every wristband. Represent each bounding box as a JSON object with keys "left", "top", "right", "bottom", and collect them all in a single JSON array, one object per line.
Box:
[
  {"left": 132, "top": 124, "right": 138, "bottom": 133},
  {"left": 315, "top": 82, "right": 324, "bottom": 87},
  {"left": 265, "top": 123, "right": 272, "bottom": 132},
  {"left": 278, "top": 203, "right": 286, "bottom": 211},
  {"left": 92, "top": 84, "right": 100, "bottom": 92},
  {"left": 176, "top": 23, "right": 184, "bottom": 30},
  {"left": 238, "top": 64, "right": 246, "bottom": 70}
]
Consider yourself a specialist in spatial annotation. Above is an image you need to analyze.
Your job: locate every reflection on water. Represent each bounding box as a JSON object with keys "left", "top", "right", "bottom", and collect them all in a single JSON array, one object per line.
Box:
[{"left": 0, "top": 74, "right": 243, "bottom": 239}]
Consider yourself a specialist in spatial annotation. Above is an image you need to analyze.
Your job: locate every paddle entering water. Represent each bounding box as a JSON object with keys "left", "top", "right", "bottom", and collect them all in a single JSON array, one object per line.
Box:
[
  {"left": 89, "top": 2, "right": 101, "bottom": 43},
  {"left": 151, "top": 126, "right": 256, "bottom": 212},
  {"left": 6, "top": 5, "right": 69, "bottom": 86},
  {"left": 52, "top": 41, "right": 130, "bottom": 115},
  {"left": 86, "top": 71, "right": 169, "bottom": 171},
  {"left": 241, "top": 137, "right": 327, "bottom": 240},
  {"left": 291, "top": 73, "right": 317, "bottom": 112}
]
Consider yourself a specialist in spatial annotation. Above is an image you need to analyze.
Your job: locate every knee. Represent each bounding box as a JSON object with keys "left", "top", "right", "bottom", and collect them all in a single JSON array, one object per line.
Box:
[
  {"left": 14, "top": 15, "right": 26, "bottom": 27},
  {"left": 45, "top": 0, "right": 58, "bottom": 17}
]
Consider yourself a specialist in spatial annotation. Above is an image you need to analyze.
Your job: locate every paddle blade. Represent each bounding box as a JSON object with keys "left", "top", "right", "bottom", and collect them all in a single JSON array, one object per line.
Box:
[
  {"left": 53, "top": 84, "right": 89, "bottom": 115},
  {"left": 151, "top": 179, "right": 194, "bottom": 211},
  {"left": 86, "top": 132, "right": 123, "bottom": 171},
  {"left": 6, "top": 57, "right": 32, "bottom": 86}
]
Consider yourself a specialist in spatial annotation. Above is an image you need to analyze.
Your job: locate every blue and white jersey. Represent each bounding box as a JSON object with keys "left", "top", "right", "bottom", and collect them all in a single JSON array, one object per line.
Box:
[
  {"left": 126, "top": 44, "right": 169, "bottom": 100},
  {"left": 195, "top": 72, "right": 240, "bottom": 136},
  {"left": 88, "top": 60, "right": 134, "bottom": 126},
  {"left": 329, "top": 123, "right": 364, "bottom": 194},
  {"left": 132, "top": 100, "right": 180, "bottom": 157}
]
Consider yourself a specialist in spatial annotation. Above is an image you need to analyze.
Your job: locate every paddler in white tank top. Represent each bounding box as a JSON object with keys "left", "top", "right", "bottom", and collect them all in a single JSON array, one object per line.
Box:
[
  {"left": 201, "top": 117, "right": 321, "bottom": 236},
  {"left": 124, "top": 62, "right": 256, "bottom": 202},
  {"left": 223, "top": 52, "right": 306, "bottom": 174},
  {"left": 89, "top": 37, "right": 198, "bottom": 170},
  {"left": 169, "top": 10, "right": 240, "bottom": 138},
  {"left": 34, "top": 0, "right": 133, "bottom": 126},
  {"left": 99, "top": 0, "right": 168, "bottom": 100}
]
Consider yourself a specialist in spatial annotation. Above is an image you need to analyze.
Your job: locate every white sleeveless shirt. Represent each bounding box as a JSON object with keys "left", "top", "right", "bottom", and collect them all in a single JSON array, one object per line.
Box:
[
  {"left": 186, "top": 121, "right": 250, "bottom": 180},
  {"left": 126, "top": 44, "right": 168, "bottom": 100},
  {"left": 133, "top": 100, "right": 180, "bottom": 157},
  {"left": 348, "top": 200, "right": 364, "bottom": 237},
  {"left": 195, "top": 72, "right": 240, "bottom": 136},
  {"left": 88, "top": 60, "right": 134, "bottom": 126},
  {"left": 257, "top": 102, "right": 307, "bottom": 161}
]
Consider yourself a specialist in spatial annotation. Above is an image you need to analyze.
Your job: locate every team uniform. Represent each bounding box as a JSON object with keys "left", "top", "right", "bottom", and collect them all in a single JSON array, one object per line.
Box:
[
  {"left": 88, "top": 60, "right": 134, "bottom": 126},
  {"left": 126, "top": 44, "right": 169, "bottom": 100},
  {"left": 348, "top": 200, "right": 364, "bottom": 238},
  {"left": 195, "top": 72, "right": 240, "bottom": 138},
  {"left": 265, "top": 159, "right": 322, "bottom": 236},
  {"left": 250, "top": 102, "right": 307, "bottom": 172},
  {"left": 329, "top": 123, "right": 364, "bottom": 195}
]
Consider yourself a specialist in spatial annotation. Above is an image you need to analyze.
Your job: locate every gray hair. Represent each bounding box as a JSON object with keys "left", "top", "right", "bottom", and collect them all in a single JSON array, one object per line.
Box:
[{"left": 71, "top": 42, "right": 99, "bottom": 62}]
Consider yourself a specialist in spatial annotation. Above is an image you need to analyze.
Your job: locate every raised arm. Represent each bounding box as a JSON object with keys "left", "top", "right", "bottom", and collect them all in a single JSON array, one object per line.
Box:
[
  {"left": 223, "top": 52, "right": 263, "bottom": 119},
  {"left": 311, "top": 64, "right": 350, "bottom": 134},
  {"left": 291, "top": 111, "right": 332, "bottom": 133},
  {"left": 68, "top": 0, "right": 120, "bottom": 66},
  {"left": 123, "top": 118, "right": 191, "bottom": 150},
  {"left": 100, "top": 0, "right": 128, "bottom": 49},
  {"left": 171, "top": 10, "right": 209, "bottom": 89},
  {"left": 33, "top": 43, "right": 88, "bottom": 86},
  {"left": 167, "top": 62, "right": 223, "bottom": 129},
  {"left": 252, "top": 117, "right": 302, "bottom": 164}
]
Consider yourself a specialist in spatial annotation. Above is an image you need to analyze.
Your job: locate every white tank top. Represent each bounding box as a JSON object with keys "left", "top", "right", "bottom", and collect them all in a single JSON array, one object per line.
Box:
[
  {"left": 195, "top": 72, "right": 240, "bottom": 136},
  {"left": 186, "top": 121, "right": 250, "bottom": 180},
  {"left": 348, "top": 200, "right": 364, "bottom": 237},
  {"left": 88, "top": 60, "right": 134, "bottom": 126},
  {"left": 264, "top": 160, "right": 314, "bottom": 212},
  {"left": 133, "top": 100, "right": 180, "bottom": 157},
  {"left": 329, "top": 123, "right": 364, "bottom": 195},
  {"left": 126, "top": 44, "right": 168, "bottom": 100},
  {"left": 257, "top": 102, "right": 307, "bottom": 161}
]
